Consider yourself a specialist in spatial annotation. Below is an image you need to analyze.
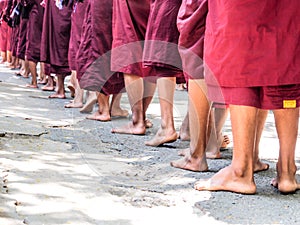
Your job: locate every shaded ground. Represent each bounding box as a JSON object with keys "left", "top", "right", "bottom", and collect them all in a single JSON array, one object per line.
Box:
[{"left": 0, "top": 64, "right": 300, "bottom": 225}]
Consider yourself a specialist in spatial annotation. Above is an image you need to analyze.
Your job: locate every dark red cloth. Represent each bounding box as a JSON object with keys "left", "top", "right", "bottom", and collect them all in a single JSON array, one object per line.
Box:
[
  {"left": 204, "top": 1, "right": 300, "bottom": 88},
  {"left": 77, "top": 0, "right": 125, "bottom": 95},
  {"left": 143, "top": 0, "right": 183, "bottom": 75},
  {"left": 68, "top": 1, "right": 88, "bottom": 70},
  {"left": 40, "top": 0, "right": 72, "bottom": 75},
  {"left": 26, "top": 0, "right": 44, "bottom": 63},
  {"left": 7, "top": 0, "right": 18, "bottom": 55},
  {"left": 16, "top": 18, "right": 28, "bottom": 59},
  {"left": 111, "top": 0, "right": 150, "bottom": 77},
  {"left": 10, "top": 26, "right": 19, "bottom": 56},
  {"left": 177, "top": 0, "right": 207, "bottom": 80},
  {"left": 112, "top": 0, "right": 184, "bottom": 79},
  {"left": 6, "top": 26, "right": 11, "bottom": 51},
  {"left": 0, "top": 0, "right": 9, "bottom": 52},
  {"left": 208, "top": 84, "right": 300, "bottom": 110}
]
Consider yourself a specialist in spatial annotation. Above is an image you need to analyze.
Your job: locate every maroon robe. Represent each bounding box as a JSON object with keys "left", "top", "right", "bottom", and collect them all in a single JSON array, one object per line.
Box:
[
  {"left": 7, "top": 0, "right": 19, "bottom": 56},
  {"left": 77, "top": 0, "right": 125, "bottom": 95},
  {"left": 10, "top": 25, "right": 19, "bottom": 56},
  {"left": 111, "top": 0, "right": 150, "bottom": 77},
  {"left": 177, "top": 0, "right": 207, "bottom": 80},
  {"left": 40, "top": 0, "right": 72, "bottom": 75},
  {"left": 16, "top": 17, "right": 28, "bottom": 60},
  {"left": 16, "top": 1, "right": 32, "bottom": 60},
  {"left": 25, "top": 0, "right": 44, "bottom": 63},
  {"left": 0, "top": 0, "right": 9, "bottom": 52},
  {"left": 143, "top": 0, "right": 183, "bottom": 77},
  {"left": 111, "top": 0, "right": 184, "bottom": 80},
  {"left": 204, "top": 0, "right": 300, "bottom": 88},
  {"left": 68, "top": 1, "right": 88, "bottom": 70}
]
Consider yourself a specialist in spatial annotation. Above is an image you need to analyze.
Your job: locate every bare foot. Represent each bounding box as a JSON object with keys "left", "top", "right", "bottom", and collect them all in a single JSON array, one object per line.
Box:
[
  {"left": 178, "top": 148, "right": 221, "bottom": 159},
  {"left": 145, "top": 129, "right": 178, "bottom": 147},
  {"left": 271, "top": 177, "right": 300, "bottom": 194},
  {"left": 271, "top": 163, "right": 300, "bottom": 194},
  {"left": 41, "top": 85, "right": 55, "bottom": 91},
  {"left": 220, "top": 135, "right": 230, "bottom": 150},
  {"left": 65, "top": 102, "right": 83, "bottom": 108},
  {"left": 22, "top": 73, "right": 30, "bottom": 78},
  {"left": 80, "top": 98, "right": 97, "bottom": 113},
  {"left": 170, "top": 151, "right": 208, "bottom": 172},
  {"left": 178, "top": 132, "right": 190, "bottom": 141},
  {"left": 67, "top": 84, "right": 75, "bottom": 98},
  {"left": 25, "top": 84, "right": 38, "bottom": 89},
  {"left": 38, "top": 77, "right": 48, "bottom": 85},
  {"left": 254, "top": 160, "right": 269, "bottom": 173},
  {"left": 111, "top": 108, "right": 129, "bottom": 118},
  {"left": 86, "top": 111, "right": 111, "bottom": 122},
  {"left": 178, "top": 148, "right": 189, "bottom": 156},
  {"left": 194, "top": 165, "right": 256, "bottom": 194},
  {"left": 206, "top": 151, "right": 222, "bottom": 159},
  {"left": 49, "top": 93, "right": 66, "bottom": 99},
  {"left": 111, "top": 122, "right": 146, "bottom": 135},
  {"left": 145, "top": 119, "right": 153, "bottom": 128}
]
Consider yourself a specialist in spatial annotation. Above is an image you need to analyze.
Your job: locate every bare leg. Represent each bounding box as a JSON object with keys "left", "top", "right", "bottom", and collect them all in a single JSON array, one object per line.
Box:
[
  {"left": 49, "top": 75, "right": 66, "bottom": 99},
  {"left": 143, "top": 78, "right": 156, "bottom": 127},
  {"left": 8, "top": 55, "right": 15, "bottom": 68},
  {"left": 171, "top": 79, "right": 211, "bottom": 171},
  {"left": 194, "top": 105, "right": 257, "bottom": 194},
  {"left": 206, "top": 107, "right": 229, "bottom": 158},
  {"left": 67, "top": 71, "right": 76, "bottom": 98},
  {"left": 38, "top": 62, "right": 48, "bottom": 84},
  {"left": 271, "top": 108, "right": 300, "bottom": 193},
  {"left": 22, "top": 58, "right": 30, "bottom": 78},
  {"left": 6, "top": 51, "right": 12, "bottom": 64},
  {"left": 80, "top": 91, "right": 97, "bottom": 113},
  {"left": 178, "top": 112, "right": 190, "bottom": 141},
  {"left": 145, "top": 77, "right": 178, "bottom": 146},
  {"left": 16, "top": 59, "right": 24, "bottom": 76},
  {"left": 253, "top": 109, "right": 269, "bottom": 172},
  {"left": 65, "top": 71, "right": 84, "bottom": 108},
  {"left": 86, "top": 92, "right": 111, "bottom": 121},
  {"left": 111, "top": 74, "right": 155, "bottom": 135},
  {"left": 205, "top": 108, "right": 221, "bottom": 159},
  {"left": 42, "top": 75, "right": 55, "bottom": 91},
  {"left": 110, "top": 93, "right": 129, "bottom": 117},
  {"left": 26, "top": 60, "right": 38, "bottom": 88},
  {"left": 0, "top": 51, "right": 7, "bottom": 63}
]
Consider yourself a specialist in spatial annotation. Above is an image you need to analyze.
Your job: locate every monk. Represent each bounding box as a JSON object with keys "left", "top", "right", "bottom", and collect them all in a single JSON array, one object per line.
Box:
[
  {"left": 25, "top": 0, "right": 44, "bottom": 88},
  {"left": 194, "top": 0, "right": 300, "bottom": 194},
  {"left": 0, "top": 0, "right": 9, "bottom": 63},
  {"left": 77, "top": 0, "right": 127, "bottom": 121},
  {"left": 142, "top": 0, "right": 184, "bottom": 147},
  {"left": 111, "top": 0, "right": 186, "bottom": 140},
  {"left": 6, "top": 0, "right": 20, "bottom": 69},
  {"left": 40, "top": 0, "right": 72, "bottom": 98},
  {"left": 15, "top": 1, "right": 30, "bottom": 78},
  {"left": 171, "top": 0, "right": 269, "bottom": 174},
  {"left": 64, "top": 0, "right": 88, "bottom": 107}
]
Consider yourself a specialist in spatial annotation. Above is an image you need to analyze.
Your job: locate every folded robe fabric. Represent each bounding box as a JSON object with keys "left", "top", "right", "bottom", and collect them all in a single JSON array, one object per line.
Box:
[{"left": 204, "top": 0, "right": 300, "bottom": 88}]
